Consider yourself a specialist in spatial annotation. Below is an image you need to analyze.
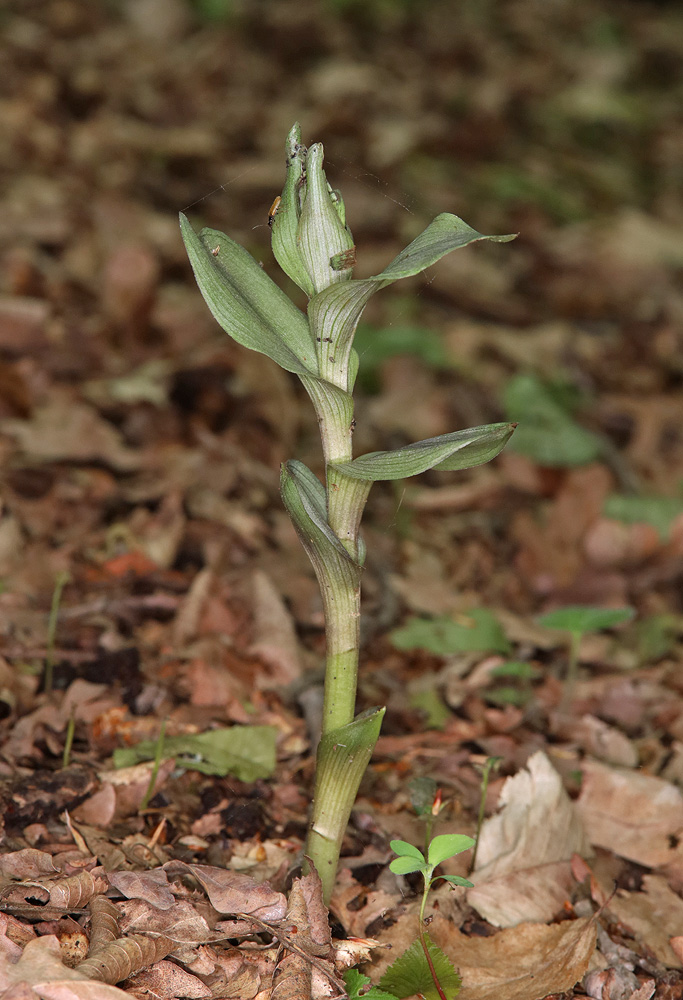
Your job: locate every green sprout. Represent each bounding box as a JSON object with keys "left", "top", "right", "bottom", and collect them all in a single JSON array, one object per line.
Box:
[
  {"left": 45, "top": 570, "right": 70, "bottom": 696},
  {"left": 377, "top": 834, "right": 474, "bottom": 1000},
  {"left": 180, "top": 123, "right": 516, "bottom": 902},
  {"left": 536, "top": 605, "right": 635, "bottom": 712}
]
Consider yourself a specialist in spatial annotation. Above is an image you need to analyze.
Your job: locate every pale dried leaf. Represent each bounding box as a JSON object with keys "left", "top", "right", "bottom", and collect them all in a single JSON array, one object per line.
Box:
[
  {"left": 76, "top": 933, "right": 172, "bottom": 984},
  {"left": 468, "top": 751, "right": 591, "bottom": 926}
]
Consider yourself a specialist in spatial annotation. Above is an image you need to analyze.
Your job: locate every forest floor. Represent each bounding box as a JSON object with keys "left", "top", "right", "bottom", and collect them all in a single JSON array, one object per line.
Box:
[{"left": 1, "top": 1, "right": 683, "bottom": 999}]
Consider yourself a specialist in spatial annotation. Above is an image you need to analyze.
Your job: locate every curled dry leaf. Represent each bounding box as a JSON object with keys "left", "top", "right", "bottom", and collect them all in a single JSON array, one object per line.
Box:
[
  {"left": 76, "top": 933, "right": 172, "bottom": 985},
  {"left": 271, "top": 870, "right": 340, "bottom": 1000}
]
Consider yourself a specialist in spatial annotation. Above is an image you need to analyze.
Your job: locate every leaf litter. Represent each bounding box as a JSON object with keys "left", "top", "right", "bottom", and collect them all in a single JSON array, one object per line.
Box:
[{"left": 2, "top": 0, "right": 683, "bottom": 998}]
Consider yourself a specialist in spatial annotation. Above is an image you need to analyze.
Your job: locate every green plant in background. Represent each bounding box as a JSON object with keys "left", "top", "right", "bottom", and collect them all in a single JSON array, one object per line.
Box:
[
  {"left": 483, "top": 659, "right": 541, "bottom": 707},
  {"left": 181, "top": 123, "right": 516, "bottom": 902},
  {"left": 469, "top": 755, "right": 502, "bottom": 874},
  {"left": 391, "top": 607, "right": 511, "bottom": 657},
  {"left": 536, "top": 605, "right": 634, "bottom": 711},
  {"left": 45, "top": 570, "right": 70, "bottom": 696}
]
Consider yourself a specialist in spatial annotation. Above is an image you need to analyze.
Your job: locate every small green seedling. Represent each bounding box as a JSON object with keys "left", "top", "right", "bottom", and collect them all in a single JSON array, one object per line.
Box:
[
  {"left": 536, "top": 605, "right": 634, "bottom": 711},
  {"left": 484, "top": 660, "right": 541, "bottom": 707},
  {"left": 45, "top": 570, "right": 70, "bottom": 696},
  {"left": 374, "top": 834, "right": 474, "bottom": 1000},
  {"left": 181, "top": 123, "right": 516, "bottom": 902},
  {"left": 469, "top": 755, "right": 502, "bottom": 874}
]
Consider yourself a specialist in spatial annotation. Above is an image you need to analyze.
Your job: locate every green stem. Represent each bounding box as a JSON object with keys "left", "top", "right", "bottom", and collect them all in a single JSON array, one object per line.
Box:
[
  {"left": 420, "top": 875, "right": 447, "bottom": 1000},
  {"left": 45, "top": 571, "right": 70, "bottom": 696},
  {"left": 561, "top": 630, "right": 582, "bottom": 714}
]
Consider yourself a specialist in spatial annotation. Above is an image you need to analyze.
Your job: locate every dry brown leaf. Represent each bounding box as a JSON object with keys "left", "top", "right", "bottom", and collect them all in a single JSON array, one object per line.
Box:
[
  {"left": 126, "top": 959, "right": 211, "bottom": 999},
  {"left": 432, "top": 915, "right": 598, "bottom": 1000},
  {"left": 0, "top": 399, "right": 141, "bottom": 471},
  {"left": 606, "top": 875, "right": 683, "bottom": 969},
  {"left": 577, "top": 759, "right": 683, "bottom": 869},
  {"left": 163, "top": 862, "right": 287, "bottom": 922},
  {"left": 248, "top": 570, "right": 303, "bottom": 686},
  {"left": 118, "top": 898, "right": 211, "bottom": 944},
  {"left": 468, "top": 751, "right": 591, "bottom": 926},
  {"left": 107, "top": 869, "right": 174, "bottom": 910},
  {"left": 271, "top": 870, "right": 338, "bottom": 1000}
]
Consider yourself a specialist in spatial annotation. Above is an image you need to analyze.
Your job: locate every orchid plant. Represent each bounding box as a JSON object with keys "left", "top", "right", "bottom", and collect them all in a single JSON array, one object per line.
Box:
[{"left": 180, "top": 124, "right": 516, "bottom": 903}]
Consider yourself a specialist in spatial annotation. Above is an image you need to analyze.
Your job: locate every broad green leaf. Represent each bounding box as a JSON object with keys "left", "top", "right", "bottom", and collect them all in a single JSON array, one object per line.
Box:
[
  {"left": 330, "top": 423, "right": 515, "bottom": 482},
  {"left": 503, "top": 374, "right": 602, "bottom": 466},
  {"left": 180, "top": 213, "right": 317, "bottom": 375},
  {"left": 484, "top": 686, "right": 531, "bottom": 707},
  {"left": 490, "top": 660, "right": 540, "bottom": 679},
  {"left": 308, "top": 216, "right": 516, "bottom": 388},
  {"left": 537, "top": 605, "right": 635, "bottom": 636},
  {"left": 379, "top": 934, "right": 462, "bottom": 1000},
  {"left": 391, "top": 609, "right": 511, "bottom": 656},
  {"left": 427, "top": 834, "right": 475, "bottom": 868},
  {"left": 390, "top": 840, "right": 426, "bottom": 863},
  {"left": 112, "top": 726, "right": 276, "bottom": 781},
  {"left": 389, "top": 856, "right": 427, "bottom": 876},
  {"left": 344, "top": 968, "right": 399, "bottom": 1000},
  {"left": 603, "top": 493, "right": 683, "bottom": 541}
]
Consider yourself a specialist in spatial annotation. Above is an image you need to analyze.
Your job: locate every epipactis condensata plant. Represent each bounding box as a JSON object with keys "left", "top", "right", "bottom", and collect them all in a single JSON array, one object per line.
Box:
[{"left": 180, "top": 124, "right": 516, "bottom": 902}]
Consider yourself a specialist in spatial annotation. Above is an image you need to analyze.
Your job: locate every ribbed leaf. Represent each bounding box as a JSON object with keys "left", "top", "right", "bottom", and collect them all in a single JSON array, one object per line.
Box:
[
  {"left": 280, "top": 459, "right": 355, "bottom": 563},
  {"left": 270, "top": 123, "right": 314, "bottom": 297},
  {"left": 180, "top": 213, "right": 317, "bottom": 375},
  {"left": 308, "top": 215, "right": 516, "bottom": 388},
  {"left": 330, "top": 422, "right": 515, "bottom": 482}
]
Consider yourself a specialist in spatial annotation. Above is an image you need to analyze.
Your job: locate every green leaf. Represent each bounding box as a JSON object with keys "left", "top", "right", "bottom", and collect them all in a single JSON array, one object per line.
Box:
[
  {"left": 603, "top": 493, "right": 683, "bottom": 541},
  {"left": 344, "top": 968, "right": 399, "bottom": 1000},
  {"left": 379, "top": 934, "right": 462, "bottom": 1000},
  {"left": 503, "top": 374, "right": 602, "bottom": 467},
  {"left": 410, "top": 688, "right": 452, "bottom": 730},
  {"left": 389, "top": 856, "right": 428, "bottom": 876},
  {"left": 408, "top": 776, "right": 438, "bottom": 817},
  {"left": 537, "top": 605, "right": 635, "bottom": 636},
  {"left": 330, "top": 423, "right": 515, "bottom": 482},
  {"left": 390, "top": 840, "right": 426, "bottom": 863},
  {"left": 490, "top": 660, "right": 540, "bottom": 679},
  {"left": 427, "top": 834, "right": 475, "bottom": 868},
  {"left": 112, "top": 726, "right": 276, "bottom": 781},
  {"left": 391, "top": 609, "right": 511, "bottom": 656},
  {"left": 484, "top": 686, "right": 532, "bottom": 707},
  {"left": 308, "top": 216, "right": 515, "bottom": 388},
  {"left": 180, "top": 213, "right": 317, "bottom": 376},
  {"left": 438, "top": 875, "right": 475, "bottom": 888}
]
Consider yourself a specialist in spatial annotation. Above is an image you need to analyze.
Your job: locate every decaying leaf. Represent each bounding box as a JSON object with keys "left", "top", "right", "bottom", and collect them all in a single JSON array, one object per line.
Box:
[{"left": 163, "top": 862, "right": 287, "bottom": 922}]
